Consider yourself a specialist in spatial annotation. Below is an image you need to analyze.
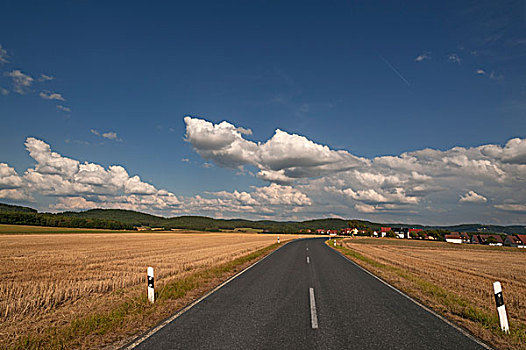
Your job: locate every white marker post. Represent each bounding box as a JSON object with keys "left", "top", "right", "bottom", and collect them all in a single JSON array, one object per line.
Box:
[
  {"left": 277, "top": 236, "right": 280, "bottom": 244},
  {"left": 147, "top": 267, "right": 155, "bottom": 304},
  {"left": 334, "top": 239, "right": 336, "bottom": 247},
  {"left": 493, "top": 281, "right": 509, "bottom": 333}
]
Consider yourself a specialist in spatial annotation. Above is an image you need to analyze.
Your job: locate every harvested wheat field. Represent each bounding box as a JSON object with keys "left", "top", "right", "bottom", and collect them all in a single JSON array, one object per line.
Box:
[
  {"left": 337, "top": 238, "right": 526, "bottom": 350},
  {"left": 0, "top": 231, "right": 305, "bottom": 349}
]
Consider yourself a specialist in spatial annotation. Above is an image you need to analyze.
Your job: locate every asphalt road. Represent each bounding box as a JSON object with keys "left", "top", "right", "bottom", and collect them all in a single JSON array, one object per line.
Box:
[{"left": 133, "top": 238, "right": 487, "bottom": 349}]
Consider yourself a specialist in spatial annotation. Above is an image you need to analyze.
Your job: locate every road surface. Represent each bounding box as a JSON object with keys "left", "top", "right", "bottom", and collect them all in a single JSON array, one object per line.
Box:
[{"left": 132, "top": 238, "right": 487, "bottom": 349}]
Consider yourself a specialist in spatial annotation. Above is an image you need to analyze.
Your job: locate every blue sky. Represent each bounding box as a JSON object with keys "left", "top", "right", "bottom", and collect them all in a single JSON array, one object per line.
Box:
[{"left": 1, "top": 1, "right": 525, "bottom": 225}]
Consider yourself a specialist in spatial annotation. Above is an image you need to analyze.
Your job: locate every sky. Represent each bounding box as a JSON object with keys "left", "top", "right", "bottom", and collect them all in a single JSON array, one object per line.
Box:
[{"left": 0, "top": 0, "right": 525, "bottom": 225}]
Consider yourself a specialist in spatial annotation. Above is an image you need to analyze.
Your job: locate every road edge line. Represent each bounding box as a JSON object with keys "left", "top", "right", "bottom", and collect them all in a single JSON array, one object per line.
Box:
[
  {"left": 329, "top": 243, "right": 493, "bottom": 350},
  {"left": 123, "top": 239, "right": 295, "bottom": 349}
]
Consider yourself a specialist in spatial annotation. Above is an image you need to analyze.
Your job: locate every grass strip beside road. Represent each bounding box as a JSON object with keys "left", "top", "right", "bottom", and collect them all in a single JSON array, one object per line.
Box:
[
  {"left": 328, "top": 239, "right": 526, "bottom": 350},
  {"left": 13, "top": 242, "right": 281, "bottom": 350}
]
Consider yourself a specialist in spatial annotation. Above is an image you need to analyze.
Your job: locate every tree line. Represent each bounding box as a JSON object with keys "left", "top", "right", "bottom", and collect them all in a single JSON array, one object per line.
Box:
[{"left": 0, "top": 211, "right": 133, "bottom": 230}]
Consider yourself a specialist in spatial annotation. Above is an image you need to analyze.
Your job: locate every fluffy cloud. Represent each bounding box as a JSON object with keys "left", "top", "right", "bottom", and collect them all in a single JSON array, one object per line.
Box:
[
  {"left": 14, "top": 137, "right": 180, "bottom": 212},
  {"left": 1, "top": 121, "right": 526, "bottom": 224},
  {"left": 1, "top": 137, "right": 309, "bottom": 218},
  {"left": 0, "top": 163, "right": 32, "bottom": 201},
  {"left": 184, "top": 117, "right": 526, "bottom": 224},
  {"left": 39, "top": 91, "right": 65, "bottom": 101},
  {"left": 213, "top": 183, "right": 312, "bottom": 207},
  {"left": 184, "top": 116, "right": 367, "bottom": 184},
  {"left": 0, "top": 163, "right": 24, "bottom": 189},
  {"left": 5, "top": 70, "right": 33, "bottom": 94},
  {"left": 459, "top": 191, "right": 487, "bottom": 203}
]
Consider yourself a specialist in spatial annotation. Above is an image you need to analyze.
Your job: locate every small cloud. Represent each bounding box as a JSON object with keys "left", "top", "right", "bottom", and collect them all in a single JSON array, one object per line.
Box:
[
  {"left": 202, "top": 162, "right": 213, "bottom": 168},
  {"left": 448, "top": 53, "right": 461, "bottom": 64},
  {"left": 494, "top": 204, "right": 526, "bottom": 212},
  {"left": 0, "top": 87, "right": 8, "bottom": 95},
  {"left": 91, "top": 129, "right": 122, "bottom": 141},
  {"left": 38, "top": 74, "right": 54, "bottom": 82},
  {"left": 56, "top": 105, "right": 71, "bottom": 112},
  {"left": 475, "top": 69, "right": 503, "bottom": 80},
  {"left": 65, "top": 139, "right": 89, "bottom": 145},
  {"left": 459, "top": 191, "right": 487, "bottom": 203},
  {"left": 0, "top": 44, "right": 9, "bottom": 64},
  {"left": 5, "top": 70, "right": 33, "bottom": 94},
  {"left": 489, "top": 72, "right": 504, "bottom": 81},
  {"left": 354, "top": 203, "right": 377, "bottom": 213},
  {"left": 235, "top": 127, "right": 253, "bottom": 135},
  {"left": 414, "top": 52, "right": 431, "bottom": 62},
  {"left": 181, "top": 158, "right": 190, "bottom": 163},
  {"left": 40, "top": 91, "right": 65, "bottom": 101},
  {"left": 101, "top": 132, "right": 121, "bottom": 141}
]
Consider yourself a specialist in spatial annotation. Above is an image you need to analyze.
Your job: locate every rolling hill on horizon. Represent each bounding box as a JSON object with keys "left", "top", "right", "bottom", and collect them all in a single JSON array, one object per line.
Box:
[{"left": 1, "top": 202, "right": 525, "bottom": 234}]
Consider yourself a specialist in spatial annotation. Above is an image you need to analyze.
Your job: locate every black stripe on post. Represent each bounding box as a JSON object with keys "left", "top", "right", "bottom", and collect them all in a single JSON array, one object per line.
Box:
[
  {"left": 495, "top": 291, "right": 504, "bottom": 307},
  {"left": 148, "top": 276, "right": 154, "bottom": 289}
]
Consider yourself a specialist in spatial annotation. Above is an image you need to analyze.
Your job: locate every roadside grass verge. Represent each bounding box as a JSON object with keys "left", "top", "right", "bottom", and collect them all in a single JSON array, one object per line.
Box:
[
  {"left": 12, "top": 242, "right": 281, "bottom": 350},
  {"left": 328, "top": 239, "right": 526, "bottom": 350}
]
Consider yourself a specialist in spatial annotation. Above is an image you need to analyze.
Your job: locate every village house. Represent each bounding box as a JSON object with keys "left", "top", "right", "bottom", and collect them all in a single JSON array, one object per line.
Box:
[
  {"left": 340, "top": 228, "right": 354, "bottom": 235},
  {"left": 445, "top": 233, "right": 463, "bottom": 244},
  {"left": 504, "top": 235, "right": 526, "bottom": 248},
  {"left": 445, "top": 232, "right": 470, "bottom": 244},
  {"left": 471, "top": 234, "right": 504, "bottom": 246},
  {"left": 408, "top": 228, "right": 423, "bottom": 237}
]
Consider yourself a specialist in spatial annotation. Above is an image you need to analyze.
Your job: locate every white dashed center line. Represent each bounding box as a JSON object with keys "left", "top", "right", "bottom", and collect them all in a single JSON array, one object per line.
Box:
[{"left": 309, "top": 287, "right": 318, "bottom": 329}]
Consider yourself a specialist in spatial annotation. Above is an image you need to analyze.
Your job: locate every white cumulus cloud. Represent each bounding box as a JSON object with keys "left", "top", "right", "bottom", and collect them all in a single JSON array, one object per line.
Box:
[
  {"left": 184, "top": 116, "right": 367, "bottom": 184},
  {"left": 459, "top": 191, "right": 487, "bottom": 203},
  {"left": 40, "top": 91, "right": 65, "bottom": 101},
  {"left": 5, "top": 70, "right": 33, "bottom": 94}
]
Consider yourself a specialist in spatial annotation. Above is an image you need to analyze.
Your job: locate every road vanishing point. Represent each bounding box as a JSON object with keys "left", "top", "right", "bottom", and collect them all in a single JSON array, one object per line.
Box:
[{"left": 130, "top": 238, "right": 488, "bottom": 349}]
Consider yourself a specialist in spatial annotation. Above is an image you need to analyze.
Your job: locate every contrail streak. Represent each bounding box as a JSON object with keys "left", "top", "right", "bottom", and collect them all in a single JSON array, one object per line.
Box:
[{"left": 380, "top": 55, "right": 411, "bottom": 87}]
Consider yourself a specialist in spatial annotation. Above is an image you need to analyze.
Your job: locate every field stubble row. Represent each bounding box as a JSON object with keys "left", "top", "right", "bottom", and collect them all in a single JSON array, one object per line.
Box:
[
  {"left": 0, "top": 232, "right": 300, "bottom": 348},
  {"left": 340, "top": 238, "right": 526, "bottom": 349}
]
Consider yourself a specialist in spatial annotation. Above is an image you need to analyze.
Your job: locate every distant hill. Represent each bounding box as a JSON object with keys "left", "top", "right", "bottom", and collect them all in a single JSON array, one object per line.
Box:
[
  {"left": 0, "top": 204, "right": 132, "bottom": 230},
  {"left": 0, "top": 203, "right": 37, "bottom": 213},
  {"left": 435, "top": 224, "right": 526, "bottom": 235},
  {"left": 1, "top": 202, "right": 525, "bottom": 234}
]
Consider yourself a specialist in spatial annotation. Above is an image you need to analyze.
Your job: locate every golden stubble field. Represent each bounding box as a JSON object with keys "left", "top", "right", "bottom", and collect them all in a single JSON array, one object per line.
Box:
[
  {"left": 0, "top": 230, "right": 305, "bottom": 348},
  {"left": 340, "top": 238, "right": 526, "bottom": 349}
]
